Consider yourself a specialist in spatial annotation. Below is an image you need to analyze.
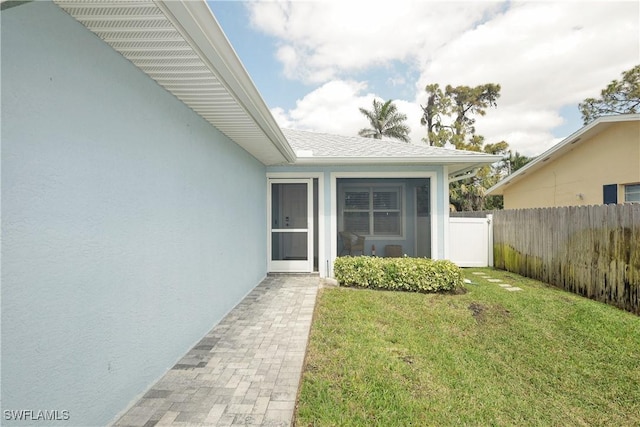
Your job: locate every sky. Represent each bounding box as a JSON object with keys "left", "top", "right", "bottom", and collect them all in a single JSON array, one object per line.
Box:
[{"left": 207, "top": 1, "right": 639, "bottom": 157}]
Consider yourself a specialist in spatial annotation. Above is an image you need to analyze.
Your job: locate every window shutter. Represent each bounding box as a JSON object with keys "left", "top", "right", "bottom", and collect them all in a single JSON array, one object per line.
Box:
[
  {"left": 603, "top": 184, "right": 617, "bottom": 204},
  {"left": 344, "top": 191, "right": 369, "bottom": 210},
  {"left": 373, "top": 191, "right": 398, "bottom": 209}
]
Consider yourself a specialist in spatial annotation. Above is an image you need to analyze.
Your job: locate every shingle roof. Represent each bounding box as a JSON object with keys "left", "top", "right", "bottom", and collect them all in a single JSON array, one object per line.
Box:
[{"left": 282, "top": 128, "right": 502, "bottom": 175}]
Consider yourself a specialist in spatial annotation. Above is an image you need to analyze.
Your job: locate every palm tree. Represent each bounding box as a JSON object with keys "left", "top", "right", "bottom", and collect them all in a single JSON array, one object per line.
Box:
[
  {"left": 358, "top": 99, "right": 411, "bottom": 142},
  {"left": 506, "top": 151, "right": 532, "bottom": 174}
]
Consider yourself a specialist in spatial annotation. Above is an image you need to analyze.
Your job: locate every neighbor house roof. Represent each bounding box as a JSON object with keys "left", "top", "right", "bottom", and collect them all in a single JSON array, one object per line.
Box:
[
  {"left": 487, "top": 114, "right": 640, "bottom": 195},
  {"left": 53, "top": 0, "right": 295, "bottom": 165},
  {"left": 283, "top": 128, "right": 503, "bottom": 176}
]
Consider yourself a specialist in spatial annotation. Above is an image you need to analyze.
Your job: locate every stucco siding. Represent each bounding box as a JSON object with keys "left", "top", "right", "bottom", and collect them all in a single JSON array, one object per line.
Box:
[
  {"left": 1, "top": 2, "right": 266, "bottom": 425},
  {"left": 503, "top": 121, "right": 640, "bottom": 209}
]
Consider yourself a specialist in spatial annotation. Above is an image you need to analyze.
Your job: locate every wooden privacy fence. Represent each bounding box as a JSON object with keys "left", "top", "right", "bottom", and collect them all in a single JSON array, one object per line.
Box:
[{"left": 493, "top": 204, "right": 640, "bottom": 315}]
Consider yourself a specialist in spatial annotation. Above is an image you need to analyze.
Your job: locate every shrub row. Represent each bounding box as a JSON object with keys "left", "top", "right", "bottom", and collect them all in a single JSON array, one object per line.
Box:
[{"left": 333, "top": 256, "right": 463, "bottom": 293}]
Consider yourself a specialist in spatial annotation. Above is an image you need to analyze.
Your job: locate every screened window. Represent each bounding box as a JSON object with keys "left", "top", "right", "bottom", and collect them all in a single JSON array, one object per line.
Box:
[
  {"left": 342, "top": 186, "right": 403, "bottom": 237},
  {"left": 625, "top": 184, "right": 640, "bottom": 203}
]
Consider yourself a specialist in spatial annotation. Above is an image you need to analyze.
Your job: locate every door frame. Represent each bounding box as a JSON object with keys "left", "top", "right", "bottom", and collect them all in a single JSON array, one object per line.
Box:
[
  {"left": 267, "top": 177, "right": 314, "bottom": 273},
  {"left": 267, "top": 172, "right": 324, "bottom": 276},
  {"left": 414, "top": 183, "right": 432, "bottom": 258}
]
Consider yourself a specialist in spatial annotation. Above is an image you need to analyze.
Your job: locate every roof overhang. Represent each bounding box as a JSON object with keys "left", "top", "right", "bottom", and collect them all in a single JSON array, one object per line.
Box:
[
  {"left": 293, "top": 155, "right": 503, "bottom": 176},
  {"left": 53, "top": 0, "right": 296, "bottom": 165},
  {"left": 487, "top": 114, "right": 640, "bottom": 195}
]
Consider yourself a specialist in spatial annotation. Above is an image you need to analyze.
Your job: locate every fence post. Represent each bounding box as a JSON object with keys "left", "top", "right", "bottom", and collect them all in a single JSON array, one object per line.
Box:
[{"left": 487, "top": 214, "right": 494, "bottom": 267}]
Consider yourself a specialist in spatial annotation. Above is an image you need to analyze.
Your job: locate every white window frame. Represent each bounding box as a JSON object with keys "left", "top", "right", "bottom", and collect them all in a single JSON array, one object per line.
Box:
[
  {"left": 329, "top": 171, "right": 440, "bottom": 279},
  {"left": 340, "top": 183, "right": 405, "bottom": 239},
  {"left": 624, "top": 183, "right": 640, "bottom": 203}
]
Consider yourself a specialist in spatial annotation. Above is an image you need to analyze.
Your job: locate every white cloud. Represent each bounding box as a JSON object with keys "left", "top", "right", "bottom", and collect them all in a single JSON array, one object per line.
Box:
[
  {"left": 270, "top": 107, "right": 293, "bottom": 129},
  {"left": 413, "top": 1, "right": 640, "bottom": 155},
  {"left": 272, "top": 80, "right": 374, "bottom": 135},
  {"left": 248, "top": 1, "right": 502, "bottom": 83},
  {"left": 416, "top": 2, "right": 639, "bottom": 108},
  {"left": 394, "top": 100, "right": 425, "bottom": 144},
  {"left": 273, "top": 82, "right": 570, "bottom": 155},
  {"left": 387, "top": 76, "right": 407, "bottom": 87},
  {"left": 272, "top": 80, "right": 427, "bottom": 142},
  {"left": 473, "top": 107, "right": 564, "bottom": 156},
  {"left": 251, "top": 1, "right": 639, "bottom": 157}
]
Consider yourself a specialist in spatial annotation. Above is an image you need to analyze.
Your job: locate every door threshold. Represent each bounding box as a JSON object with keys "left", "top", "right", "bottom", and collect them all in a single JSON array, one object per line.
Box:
[{"left": 267, "top": 272, "right": 320, "bottom": 277}]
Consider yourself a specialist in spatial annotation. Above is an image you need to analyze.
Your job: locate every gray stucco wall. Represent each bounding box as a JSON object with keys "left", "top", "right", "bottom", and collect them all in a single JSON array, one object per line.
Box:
[{"left": 1, "top": 2, "right": 267, "bottom": 425}]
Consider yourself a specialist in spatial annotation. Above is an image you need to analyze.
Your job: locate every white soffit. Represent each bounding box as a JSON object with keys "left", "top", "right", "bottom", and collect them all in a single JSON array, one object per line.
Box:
[{"left": 53, "top": 0, "right": 295, "bottom": 165}]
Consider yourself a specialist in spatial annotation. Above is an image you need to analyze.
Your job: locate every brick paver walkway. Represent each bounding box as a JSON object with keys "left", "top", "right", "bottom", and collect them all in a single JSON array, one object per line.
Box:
[{"left": 114, "top": 274, "right": 319, "bottom": 427}]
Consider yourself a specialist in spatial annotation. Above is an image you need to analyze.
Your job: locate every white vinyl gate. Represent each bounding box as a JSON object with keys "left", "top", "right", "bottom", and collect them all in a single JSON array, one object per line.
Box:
[{"left": 448, "top": 215, "right": 493, "bottom": 267}]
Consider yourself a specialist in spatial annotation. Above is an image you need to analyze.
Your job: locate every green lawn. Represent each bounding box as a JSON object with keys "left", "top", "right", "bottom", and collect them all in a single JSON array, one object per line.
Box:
[{"left": 294, "top": 268, "right": 640, "bottom": 426}]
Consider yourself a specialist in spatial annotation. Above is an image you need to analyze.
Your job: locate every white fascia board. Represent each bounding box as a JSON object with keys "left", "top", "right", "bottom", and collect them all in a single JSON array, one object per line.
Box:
[
  {"left": 293, "top": 155, "right": 502, "bottom": 167},
  {"left": 156, "top": 0, "right": 296, "bottom": 163},
  {"left": 449, "top": 168, "right": 480, "bottom": 183}
]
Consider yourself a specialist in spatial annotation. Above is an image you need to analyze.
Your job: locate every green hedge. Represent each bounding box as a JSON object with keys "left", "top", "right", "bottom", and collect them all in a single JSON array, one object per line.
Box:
[{"left": 333, "top": 256, "right": 463, "bottom": 293}]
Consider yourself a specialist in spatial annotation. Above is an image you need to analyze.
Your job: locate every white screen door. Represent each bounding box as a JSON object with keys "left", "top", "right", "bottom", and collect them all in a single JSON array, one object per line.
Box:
[{"left": 268, "top": 179, "right": 313, "bottom": 272}]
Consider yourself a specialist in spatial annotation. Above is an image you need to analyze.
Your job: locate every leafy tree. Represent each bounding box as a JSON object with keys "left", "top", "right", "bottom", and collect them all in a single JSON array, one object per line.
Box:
[
  {"left": 579, "top": 65, "right": 640, "bottom": 124},
  {"left": 420, "top": 82, "right": 506, "bottom": 210},
  {"left": 449, "top": 139, "right": 510, "bottom": 212},
  {"left": 447, "top": 84, "right": 501, "bottom": 145},
  {"left": 358, "top": 99, "right": 411, "bottom": 142},
  {"left": 421, "top": 83, "right": 501, "bottom": 147},
  {"left": 420, "top": 84, "right": 449, "bottom": 146},
  {"left": 484, "top": 141, "right": 511, "bottom": 156},
  {"left": 476, "top": 150, "right": 532, "bottom": 210}
]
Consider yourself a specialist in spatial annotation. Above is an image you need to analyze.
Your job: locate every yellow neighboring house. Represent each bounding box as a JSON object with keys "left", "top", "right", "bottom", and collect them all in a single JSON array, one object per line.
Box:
[{"left": 488, "top": 114, "right": 640, "bottom": 209}]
